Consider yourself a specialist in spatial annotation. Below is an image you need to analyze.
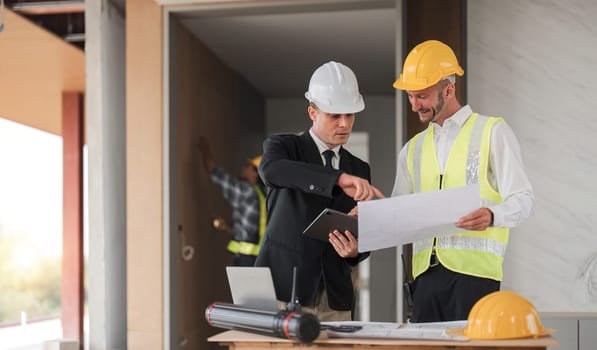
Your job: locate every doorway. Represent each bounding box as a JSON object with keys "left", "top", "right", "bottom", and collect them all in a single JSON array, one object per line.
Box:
[{"left": 165, "top": 1, "right": 398, "bottom": 348}]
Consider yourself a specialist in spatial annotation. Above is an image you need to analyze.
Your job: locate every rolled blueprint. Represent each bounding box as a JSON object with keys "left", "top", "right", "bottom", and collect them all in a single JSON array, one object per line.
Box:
[{"left": 205, "top": 302, "right": 320, "bottom": 343}]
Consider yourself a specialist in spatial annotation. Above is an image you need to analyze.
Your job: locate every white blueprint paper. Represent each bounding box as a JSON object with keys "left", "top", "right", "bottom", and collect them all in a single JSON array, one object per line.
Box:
[
  {"left": 357, "top": 184, "right": 480, "bottom": 252},
  {"left": 323, "top": 320, "right": 468, "bottom": 341}
]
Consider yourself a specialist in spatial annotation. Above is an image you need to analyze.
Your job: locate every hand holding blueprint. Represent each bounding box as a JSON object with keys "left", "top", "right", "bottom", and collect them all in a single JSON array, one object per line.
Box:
[{"left": 357, "top": 184, "right": 480, "bottom": 252}]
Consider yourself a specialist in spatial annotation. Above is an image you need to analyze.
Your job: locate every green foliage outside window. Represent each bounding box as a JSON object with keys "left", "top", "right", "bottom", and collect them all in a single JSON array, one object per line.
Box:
[{"left": 0, "top": 232, "right": 61, "bottom": 324}]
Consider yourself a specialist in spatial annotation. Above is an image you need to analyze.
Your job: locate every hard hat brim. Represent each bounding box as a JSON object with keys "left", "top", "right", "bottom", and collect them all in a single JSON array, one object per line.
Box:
[
  {"left": 316, "top": 101, "right": 365, "bottom": 114},
  {"left": 305, "top": 92, "right": 365, "bottom": 114},
  {"left": 448, "top": 327, "right": 556, "bottom": 340},
  {"left": 393, "top": 68, "right": 464, "bottom": 91}
]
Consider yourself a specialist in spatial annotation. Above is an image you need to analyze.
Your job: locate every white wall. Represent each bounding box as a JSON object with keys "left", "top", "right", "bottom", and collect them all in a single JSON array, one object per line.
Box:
[{"left": 468, "top": 0, "right": 597, "bottom": 312}]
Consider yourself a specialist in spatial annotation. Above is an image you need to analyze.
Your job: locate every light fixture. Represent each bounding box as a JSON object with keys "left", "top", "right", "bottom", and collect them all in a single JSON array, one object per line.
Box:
[{"left": 65, "top": 33, "right": 85, "bottom": 42}]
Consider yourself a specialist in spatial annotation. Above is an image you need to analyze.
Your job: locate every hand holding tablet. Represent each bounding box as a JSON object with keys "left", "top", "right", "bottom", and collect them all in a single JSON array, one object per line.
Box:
[{"left": 303, "top": 208, "right": 358, "bottom": 242}]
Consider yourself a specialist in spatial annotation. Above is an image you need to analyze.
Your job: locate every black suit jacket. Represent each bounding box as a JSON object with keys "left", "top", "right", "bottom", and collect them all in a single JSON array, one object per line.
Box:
[{"left": 255, "top": 131, "right": 371, "bottom": 310}]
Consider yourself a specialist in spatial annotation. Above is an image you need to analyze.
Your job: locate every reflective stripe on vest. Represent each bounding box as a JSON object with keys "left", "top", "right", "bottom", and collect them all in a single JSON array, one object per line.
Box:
[
  {"left": 226, "top": 185, "right": 267, "bottom": 256},
  {"left": 409, "top": 113, "right": 509, "bottom": 281}
]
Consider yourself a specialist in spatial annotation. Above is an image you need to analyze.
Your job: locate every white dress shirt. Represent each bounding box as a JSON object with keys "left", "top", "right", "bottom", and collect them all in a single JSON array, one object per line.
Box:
[
  {"left": 391, "top": 105, "right": 534, "bottom": 228},
  {"left": 310, "top": 129, "right": 340, "bottom": 170}
]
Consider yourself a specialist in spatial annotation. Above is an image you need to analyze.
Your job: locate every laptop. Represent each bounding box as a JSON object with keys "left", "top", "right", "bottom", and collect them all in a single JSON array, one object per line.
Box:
[{"left": 225, "top": 266, "right": 280, "bottom": 312}]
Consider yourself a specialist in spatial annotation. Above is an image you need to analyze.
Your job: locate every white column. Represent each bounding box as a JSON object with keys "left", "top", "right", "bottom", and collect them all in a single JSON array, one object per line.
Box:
[{"left": 85, "top": 0, "right": 127, "bottom": 348}]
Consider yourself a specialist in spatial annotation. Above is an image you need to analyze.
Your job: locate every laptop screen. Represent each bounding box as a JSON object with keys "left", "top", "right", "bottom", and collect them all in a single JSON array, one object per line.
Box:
[{"left": 225, "top": 266, "right": 280, "bottom": 312}]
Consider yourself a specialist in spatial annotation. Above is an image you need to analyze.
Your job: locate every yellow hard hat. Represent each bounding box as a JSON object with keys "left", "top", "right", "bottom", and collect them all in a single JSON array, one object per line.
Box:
[
  {"left": 463, "top": 290, "right": 553, "bottom": 340},
  {"left": 249, "top": 156, "right": 262, "bottom": 169},
  {"left": 393, "top": 40, "right": 464, "bottom": 91}
]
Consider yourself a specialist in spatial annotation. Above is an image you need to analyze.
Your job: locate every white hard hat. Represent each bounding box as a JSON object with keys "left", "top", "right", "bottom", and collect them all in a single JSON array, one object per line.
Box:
[{"left": 304, "top": 61, "right": 365, "bottom": 114}]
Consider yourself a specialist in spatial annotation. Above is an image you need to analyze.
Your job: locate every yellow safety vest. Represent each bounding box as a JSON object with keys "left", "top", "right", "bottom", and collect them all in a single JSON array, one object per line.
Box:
[
  {"left": 226, "top": 185, "right": 267, "bottom": 256},
  {"left": 409, "top": 113, "right": 509, "bottom": 281}
]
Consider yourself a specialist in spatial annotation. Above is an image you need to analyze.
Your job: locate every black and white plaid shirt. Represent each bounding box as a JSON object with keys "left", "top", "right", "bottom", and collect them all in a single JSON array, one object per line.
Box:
[{"left": 210, "top": 167, "right": 260, "bottom": 244}]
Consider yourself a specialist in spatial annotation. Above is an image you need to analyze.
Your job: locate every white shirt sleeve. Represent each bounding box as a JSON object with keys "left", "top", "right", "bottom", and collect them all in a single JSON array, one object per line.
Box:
[
  {"left": 487, "top": 122, "right": 534, "bottom": 228},
  {"left": 391, "top": 141, "right": 412, "bottom": 197}
]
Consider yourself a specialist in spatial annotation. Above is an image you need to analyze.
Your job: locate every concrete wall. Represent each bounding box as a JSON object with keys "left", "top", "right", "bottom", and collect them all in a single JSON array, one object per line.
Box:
[
  {"left": 468, "top": 0, "right": 597, "bottom": 313},
  {"left": 468, "top": 1, "right": 597, "bottom": 347}
]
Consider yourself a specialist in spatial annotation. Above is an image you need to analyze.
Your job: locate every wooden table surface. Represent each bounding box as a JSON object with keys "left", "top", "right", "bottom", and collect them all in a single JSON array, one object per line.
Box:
[{"left": 208, "top": 330, "right": 559, "bottom": 349}]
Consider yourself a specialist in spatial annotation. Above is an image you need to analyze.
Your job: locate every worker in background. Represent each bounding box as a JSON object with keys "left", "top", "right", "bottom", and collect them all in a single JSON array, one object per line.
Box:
[
  {"left": 198, "top": 136, "right": 266, "bottom": 267},
  {"left": 392, "top": 40, "right": 534, "bottom": 322},
  {"left": 256, "top": 61, "right": 384, "bottom": 321}
]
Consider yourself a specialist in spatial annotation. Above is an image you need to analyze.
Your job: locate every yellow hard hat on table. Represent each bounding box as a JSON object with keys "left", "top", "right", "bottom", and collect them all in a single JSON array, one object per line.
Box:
[
  {"left": 462, "top": 290, "right": 554, "bottom": 340},
  {"left": 393, "top": 39, "right": 464, "bottom": 91}
]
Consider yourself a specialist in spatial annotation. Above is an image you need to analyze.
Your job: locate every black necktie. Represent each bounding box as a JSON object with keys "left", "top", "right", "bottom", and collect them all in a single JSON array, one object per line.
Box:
[{"left": 323, "top": 150, "right": 335, "bottom": 169}]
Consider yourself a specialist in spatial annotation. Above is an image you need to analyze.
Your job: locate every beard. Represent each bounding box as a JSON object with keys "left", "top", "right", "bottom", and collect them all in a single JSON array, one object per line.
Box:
[
  {"left": 417, "top": 91, "right": 445, "bottom": 123},
  {"left": 430, "top": 90, "right": 445, "bottom": 121}
]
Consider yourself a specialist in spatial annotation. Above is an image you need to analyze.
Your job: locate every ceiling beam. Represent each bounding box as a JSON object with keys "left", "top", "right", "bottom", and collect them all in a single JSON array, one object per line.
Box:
[{"left": 11, "top": 0, "right": 84, "bottom": 15}]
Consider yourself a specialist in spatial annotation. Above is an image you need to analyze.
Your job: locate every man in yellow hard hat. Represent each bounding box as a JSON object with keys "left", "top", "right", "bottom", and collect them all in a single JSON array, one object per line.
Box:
[
  {"left": 198, "top": 136, "right": 266, "bottom": 267},
  {"left": 392, "top": 40, "right": 534, "bottom": 322}
]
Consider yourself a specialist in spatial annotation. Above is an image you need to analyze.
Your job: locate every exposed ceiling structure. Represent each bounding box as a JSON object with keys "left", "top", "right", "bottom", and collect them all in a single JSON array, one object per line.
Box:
[
  {"left": 1, "top": 0, "right": 125, "bottom": 50},
  {"left": 178, "top": 0, "right": 397, "bottom": 98},
  {"left": 0, "top": 6, "right": 85, "bottom": 136},
  {"left": 3, "top": 0, "right": 86, "bottom": 50},
  {"left": 1, "top": 0, "right": 397, "bottom": 99}
]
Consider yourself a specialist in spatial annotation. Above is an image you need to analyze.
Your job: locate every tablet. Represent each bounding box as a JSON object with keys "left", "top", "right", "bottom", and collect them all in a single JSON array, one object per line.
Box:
[{"left": 303, "top": 208, "right": 358, "bottom": 242}]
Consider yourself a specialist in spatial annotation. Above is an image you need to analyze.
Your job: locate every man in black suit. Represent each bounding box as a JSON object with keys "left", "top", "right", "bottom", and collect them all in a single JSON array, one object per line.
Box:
[{"left": 256, "top": 61, "right": 383, "bottom": 321}]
